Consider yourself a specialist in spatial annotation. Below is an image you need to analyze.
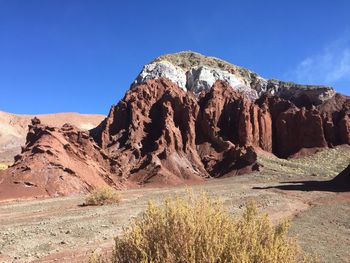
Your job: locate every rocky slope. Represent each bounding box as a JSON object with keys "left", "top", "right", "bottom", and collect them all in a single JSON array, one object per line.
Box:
[
  {"left": 0, "top": 51, "right": 349, "bottom": 200},
  {"left": 0, "top": 118, "right": 123, "bottom": 200},
  {"left": 0, "top": 111, "right": 105, "bottom": 164}
]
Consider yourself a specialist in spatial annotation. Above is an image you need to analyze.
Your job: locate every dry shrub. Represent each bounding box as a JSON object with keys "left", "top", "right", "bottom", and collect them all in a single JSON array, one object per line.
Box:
[
  {"left": 106, "top": 192, "right": 315, "bottom": 263},
  {"left": 88, "top": 249, "right": 109, "bottom": 263},
  {"left": 85, "top": 186, "right": 121, "bottom": 206},
  {"left": 0, "top": 163, "right": 9, "bottom": 170}
]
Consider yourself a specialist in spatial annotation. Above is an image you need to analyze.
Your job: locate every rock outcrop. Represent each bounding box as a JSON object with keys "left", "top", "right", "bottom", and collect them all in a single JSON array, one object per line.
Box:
[
  {"left": 266, "top": 80, "right": 336, "bottom": 106},
  {"left": 91, "top": 79, "right": 264, "bottom": 184},
  {"left": 0, "top": 119, "right": 121, "bottom": 200},
  {"left": 92, "top": 78, "right": 349, "bottom": 181},
  {"left": 260, "top": 92, "right": 350, "bottom": 158},
  {"left": 135, "top": 60, "right": 187, "bottom": 90},
  {"left": 92, "top": 78, "right": 208, "bottom": 185},
  {"left": 0, "top": 111, "right": 105, "bottom": 164}
]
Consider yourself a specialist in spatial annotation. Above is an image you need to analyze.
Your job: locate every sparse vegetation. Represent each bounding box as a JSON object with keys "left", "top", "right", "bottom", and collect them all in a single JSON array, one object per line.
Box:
[
  {"left": 155, "top": 51, "right": 254, "bottom": 79},
  {"left": 91, "top": 192, "right": 314, "bottom": 263},
  {"left": 84, "top": 186, "right": 121, "bottom": 206},
  {"left": 89, "top": 249, "right": 108, "bottom": 263},
  {"left": 0, "top": 162, "right": 10, "bottom": 170},
  {"left": 257, "top": 145, "right": 350, "bottom": 178}
]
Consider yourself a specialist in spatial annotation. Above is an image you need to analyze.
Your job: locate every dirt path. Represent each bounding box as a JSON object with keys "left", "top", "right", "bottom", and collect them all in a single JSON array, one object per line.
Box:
[{"left": 1, "top": 172, "right": 349, "bottom": 263}]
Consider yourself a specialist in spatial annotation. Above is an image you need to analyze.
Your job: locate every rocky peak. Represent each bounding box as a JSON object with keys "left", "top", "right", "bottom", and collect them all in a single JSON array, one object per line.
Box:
[{"left": 134, "top": 51, "right": 336, "bottom": 105}]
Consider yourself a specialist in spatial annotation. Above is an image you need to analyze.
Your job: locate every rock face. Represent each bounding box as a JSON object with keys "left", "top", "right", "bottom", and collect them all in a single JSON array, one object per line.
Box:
[
  {"left": 0, "top": 119, "right": 121, "bottom": 200},
  {"left": 186, "top": 66, "right": 259, "bottom": 99},
  {"left": 91, "top": 79, "right": 262, "bottom": 185},
  {"left": 319, "top": 94, "right": 350, "bottom": 146},
  {"left": 266, "top": 80, "right": 337, "bottom": 107},
  {"left": 261, "top": 92, "right": 350, "bottom": 158},
  {"left": 135, "top": 60, "right": 187, "bottom": 90},
  {"left": 92, "top": 78, "right": 208, "bottom": 185},
  {"left": 134, "top": 51, "right": 336, "bottom": 104},
  {"left": 92, "top": 78, "right": 350, "bottom": 182}
]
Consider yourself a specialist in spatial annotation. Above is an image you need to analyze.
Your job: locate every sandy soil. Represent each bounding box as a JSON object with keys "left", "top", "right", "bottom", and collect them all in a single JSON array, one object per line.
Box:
[{"left": 0, "top": 170, "right": 349, "bottom": 263}]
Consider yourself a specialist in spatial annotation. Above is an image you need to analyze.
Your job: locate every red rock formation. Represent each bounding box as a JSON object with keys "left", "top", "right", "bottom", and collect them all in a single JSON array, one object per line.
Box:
[
  {"left": 0, "top": 111, "right": 105, "bottom": 164},
  {"left": 195, "top": 81, "right": 267, "bottom": 176},
  {"left": 92, "top": 78, "right": 209, "bottom": 185},
  {"left": 257, "top": 93, "right": 350, "bottom": 158},
  {"left": 319, "top": 94, "right": 350, "bottom": 145},
  {"left": 274, "top": 107, "right": 327, "bottom": 157},
  {"left": 91, "top": 79, "right": 266, "bottom": 181},
  {"left": 0, "top": 119, "right": 121, "bottom": 200},
  {"left": 1, "top": 78, "right": 349, "bottom": 200}
]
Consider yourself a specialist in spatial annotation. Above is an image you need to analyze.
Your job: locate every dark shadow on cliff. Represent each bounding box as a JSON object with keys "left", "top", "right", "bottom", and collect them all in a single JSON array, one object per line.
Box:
[{"left": 253, "top": 180, "right": 350, "bottom": 193}]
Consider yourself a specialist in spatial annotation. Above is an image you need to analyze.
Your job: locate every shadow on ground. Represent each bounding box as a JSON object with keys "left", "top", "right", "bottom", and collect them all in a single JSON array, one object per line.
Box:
[{"left": 253, "top": 180, "right": 350, "bottom": 192}]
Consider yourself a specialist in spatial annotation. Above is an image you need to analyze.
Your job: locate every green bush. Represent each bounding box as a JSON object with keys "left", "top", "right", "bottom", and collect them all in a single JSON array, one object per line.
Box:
[
  {"left": 91, "top": 192, "right": 315, "bottom": 263},
  {"left": 85, "top": 186, "right": 121, "bottom": 206}
]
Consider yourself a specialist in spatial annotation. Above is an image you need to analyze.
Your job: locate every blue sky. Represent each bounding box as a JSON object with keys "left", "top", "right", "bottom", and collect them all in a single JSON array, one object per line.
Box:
[{"left": 0, "top": 0, "right": 349, "bottom": 115}]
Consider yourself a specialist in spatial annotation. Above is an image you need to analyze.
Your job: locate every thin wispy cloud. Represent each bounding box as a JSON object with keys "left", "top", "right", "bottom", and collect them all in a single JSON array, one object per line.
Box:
[{"left": 288, "top": 36, "right": 350, "bottom": 87}]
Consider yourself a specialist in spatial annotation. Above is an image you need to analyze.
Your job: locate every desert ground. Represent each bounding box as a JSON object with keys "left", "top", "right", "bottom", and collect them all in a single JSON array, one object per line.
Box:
[{"left": 0, "top": 145, "right": 349, "bottom": 263}]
